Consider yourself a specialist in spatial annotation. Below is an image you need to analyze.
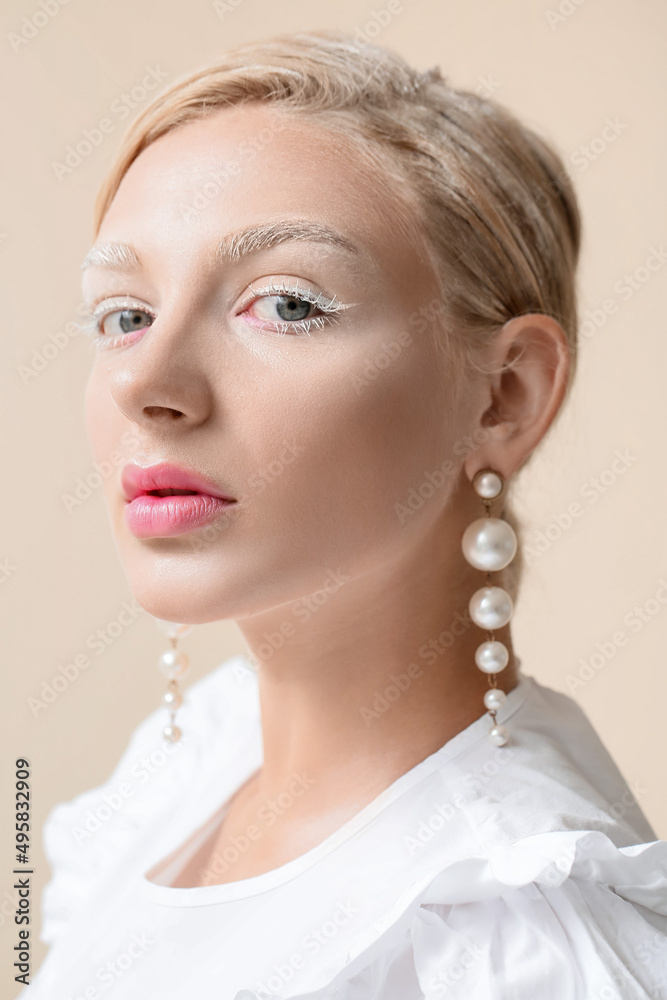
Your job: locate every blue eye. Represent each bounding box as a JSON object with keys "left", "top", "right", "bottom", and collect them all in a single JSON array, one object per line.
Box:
[
  {"left": 77, "top": 297, "right": 157, "bottom": 340},
  {"left": 102, "top": 308, "right": 154, "bottom": 336},
  {"left": 239, "top": 279, "right": 348, "bottom": 337},
  {"left": 271, "top": 296, "right": 313, "bottom": 322}
]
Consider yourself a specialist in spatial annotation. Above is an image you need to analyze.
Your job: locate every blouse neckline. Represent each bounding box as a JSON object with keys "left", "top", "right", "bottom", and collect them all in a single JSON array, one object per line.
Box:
[{"left": 138, "top": 662, "right": 531, "bottom": 907}]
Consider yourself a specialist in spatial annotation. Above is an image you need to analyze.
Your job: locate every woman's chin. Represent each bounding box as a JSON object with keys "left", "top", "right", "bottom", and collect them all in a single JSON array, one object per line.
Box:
[{"left": 126, "top": 587, "right": 232, "bottom": 626}]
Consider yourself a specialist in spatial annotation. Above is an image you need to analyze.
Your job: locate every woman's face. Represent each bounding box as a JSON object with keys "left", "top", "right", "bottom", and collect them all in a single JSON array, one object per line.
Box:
[{"left": 83, "top": 103, "right": 472, "bottom": 623}]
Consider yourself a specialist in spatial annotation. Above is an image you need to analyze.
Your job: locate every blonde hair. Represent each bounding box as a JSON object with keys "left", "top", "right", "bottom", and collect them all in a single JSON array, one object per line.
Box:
[{"left": 92, "top": 29, "right": 582, "bottom": 605}]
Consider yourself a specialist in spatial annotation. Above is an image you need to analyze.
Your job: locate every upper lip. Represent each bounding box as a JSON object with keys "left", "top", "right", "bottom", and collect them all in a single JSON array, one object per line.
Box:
[{"left": 121, "top": 462, "right": 237, "bottom": 503}]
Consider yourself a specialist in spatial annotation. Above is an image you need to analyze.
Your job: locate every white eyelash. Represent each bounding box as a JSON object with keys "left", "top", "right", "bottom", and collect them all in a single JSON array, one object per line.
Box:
[
  {"left": 75, "top": 281, "right": 353, "bottom": 346},
  {"left": 244, "top": 279, "right": 351, "bottom": 337},
  {"left": 74, "top": 296, "right": 155, "bottom": 340},
  {"left": 247, "top": 278, "right": 349, "bottom": 314}
]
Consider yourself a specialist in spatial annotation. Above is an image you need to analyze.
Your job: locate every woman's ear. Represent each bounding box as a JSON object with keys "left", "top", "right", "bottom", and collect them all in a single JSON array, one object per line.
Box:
[{"left": 463, "top": 312, "right": 572, "bottom": 482}]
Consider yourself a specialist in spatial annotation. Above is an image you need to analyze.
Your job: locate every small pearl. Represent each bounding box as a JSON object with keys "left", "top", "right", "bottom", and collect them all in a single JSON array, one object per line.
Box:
[
  {"left": 473, "top": 470, "right": 503, "bottom": 499},
  {"left": 484, "top": 687, "right": 507, "bottom": 711},
  {"left": 475, "top": 640, "right": 509, "bottom": 674},
  {"left": 153, "top": 619, "right": 193, "bottom": 640},
  {"left": 163, "top": 724, "right": 182, "bottom": 743},
  {"left": 159, "top": 649, "right": 190, "bottom": 680},
  {"left": 163, "top": 689, "right": 183, "bottom": 710},
  {"left": 469, "top": 586, "right": 513, "bottom": 629},
  {"left": 462, "top": 518, "right": 517, "bottom": 572},
  {"left": 488, "top": 724, "right": 509, "bottom": 747}
]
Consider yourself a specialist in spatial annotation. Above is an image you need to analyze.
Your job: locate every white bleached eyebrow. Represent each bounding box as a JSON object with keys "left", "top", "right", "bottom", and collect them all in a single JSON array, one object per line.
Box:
[
  {"left": 80, "top": 242, "right": 141, "bottom": 272},
  {"left": 217, "top": 220, "right": 361, "bottom": 262},
  {"left": 80, "top": 220, "right": 362, "bottom": 273}
]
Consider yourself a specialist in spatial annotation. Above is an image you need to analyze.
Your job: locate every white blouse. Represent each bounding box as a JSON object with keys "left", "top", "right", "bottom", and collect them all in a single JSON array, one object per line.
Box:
[{"left": 26, "top": 654, "right": 667, "bottom": 999}]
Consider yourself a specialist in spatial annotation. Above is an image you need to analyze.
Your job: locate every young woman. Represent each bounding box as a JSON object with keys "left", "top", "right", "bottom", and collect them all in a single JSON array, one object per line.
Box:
[{"left": 29, "top": 29, "right": 667, "bottom": 1000}]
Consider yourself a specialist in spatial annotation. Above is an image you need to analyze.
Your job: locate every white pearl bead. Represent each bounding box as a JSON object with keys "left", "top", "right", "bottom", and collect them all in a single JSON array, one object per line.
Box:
[
  {"left": 483, "top": 687, "right": 507, "bottom": 711},
  {"left": 163, "top": 724, "right": 182, "bottom": 743},
  {"left": 475, "top": 640, "right": 509, "bottom": 673},
  {"left": 469, "top": 586, "right": 513, "bottom": 629},
  {"left": 473, "top": 470, "right": 503, "bottom": 499},
  {"left": 159, "top": 649, "right": 190, "bottom": 680},
  {"left": 153, "top": 618, "right": 193, "bottom": 640},
  {"left": 163, "top": 689, "right": 183, "bottom": 710},
  {"left": 488, "top": 724, "right": 509, "bottom": 746},
  {"left": 462, "top": 517, "right": 517, "bottom": 571}
]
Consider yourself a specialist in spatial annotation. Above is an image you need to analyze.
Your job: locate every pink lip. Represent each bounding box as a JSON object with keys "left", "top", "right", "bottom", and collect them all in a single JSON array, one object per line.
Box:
[{"left": 121, "top": 462, "right": 237, "bottom": 538}]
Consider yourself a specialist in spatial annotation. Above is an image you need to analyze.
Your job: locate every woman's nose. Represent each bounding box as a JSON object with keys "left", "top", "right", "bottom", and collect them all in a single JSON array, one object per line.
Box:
[{"left": 105, "top": 317, "right": 215, "bottom": 431}]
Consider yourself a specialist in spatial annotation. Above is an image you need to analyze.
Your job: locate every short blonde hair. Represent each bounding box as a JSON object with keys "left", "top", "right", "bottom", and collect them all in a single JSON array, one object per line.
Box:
[{"left": 91, "top": 29, "right": 582, "bottom": 605}]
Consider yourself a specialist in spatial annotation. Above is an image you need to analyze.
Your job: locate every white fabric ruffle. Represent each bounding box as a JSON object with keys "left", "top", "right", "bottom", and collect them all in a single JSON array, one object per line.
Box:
[
  {"left": 30, "top": 656, "right": 667, "bottom": 999},
  {"left": 233, "top": 830, "right": 667, "bottom": 999}
]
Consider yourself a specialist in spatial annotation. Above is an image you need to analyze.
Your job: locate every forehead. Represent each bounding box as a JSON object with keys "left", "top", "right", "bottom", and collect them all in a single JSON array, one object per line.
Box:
[{"left": 93, "top": 102, "right": 435, "bottom": 287}]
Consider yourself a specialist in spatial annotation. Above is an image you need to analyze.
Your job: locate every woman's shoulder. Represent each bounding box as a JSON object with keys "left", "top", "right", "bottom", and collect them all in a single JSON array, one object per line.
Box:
[
  {"left": 38, "top": 651, "right": 255, "bottom": 946},
  {"left": 434, "top": 669, "right": 660, "bottom": 848},
  {"left": 254, "top": 673, "right": 667, "bottom": 1000},
  {"left": 269, "top": 829, "right": 667, "bottom": 1000}
]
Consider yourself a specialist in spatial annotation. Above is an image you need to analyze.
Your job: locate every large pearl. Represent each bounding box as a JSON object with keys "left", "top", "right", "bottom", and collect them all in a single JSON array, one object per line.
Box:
[
  {"left": 488, "top": 724, "right": 509, "bottom": 747},
  {"left": 483, "top": 687, "right": 507, "bottom": 711},
  {"left": 159, "top": 649, "right": 190, "bottom": 680},
  {"left": 163, "top": 724, "right": 182, "bottom": 743},
  {"left": 469, "top": 586, "right": 513, "bottom": 629},
  {"left": 475, "top": 640, "right": 509, "bottom": 673},
  {"left": 473, "top": 470, "right": 503, "bottom": 499},
  {"left": 153, "top": 619, "right": 193, "bottom": 640},
  {"left": 462, "top": 518, "right": 517, "bottom": 572}
]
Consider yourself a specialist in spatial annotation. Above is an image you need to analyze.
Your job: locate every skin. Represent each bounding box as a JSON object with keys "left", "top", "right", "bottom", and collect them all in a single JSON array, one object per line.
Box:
[{"left": 82, "top": 103, "right": 570, "bottom": 887}]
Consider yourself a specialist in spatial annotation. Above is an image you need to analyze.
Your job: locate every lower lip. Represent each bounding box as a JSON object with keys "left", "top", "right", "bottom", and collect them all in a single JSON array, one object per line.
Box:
[{"left": 124, "top": 494, "right": 237, "bottom": 538}]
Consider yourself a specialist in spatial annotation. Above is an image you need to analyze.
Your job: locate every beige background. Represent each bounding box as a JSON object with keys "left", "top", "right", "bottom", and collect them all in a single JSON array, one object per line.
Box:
[{"left": 2, "top": 0, "right": 666, "bottom": 991}]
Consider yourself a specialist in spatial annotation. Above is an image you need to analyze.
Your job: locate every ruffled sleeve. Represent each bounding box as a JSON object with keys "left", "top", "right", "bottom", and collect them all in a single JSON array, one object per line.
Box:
[
  {"left": 38, "top": 652, "right": 254, "bottom": 949},
  {"left": 234, "top": 829, "right": 667, "bottom": 1000},
  {"left": 38, "top": 698, "right": 180, "bottom": 947}
]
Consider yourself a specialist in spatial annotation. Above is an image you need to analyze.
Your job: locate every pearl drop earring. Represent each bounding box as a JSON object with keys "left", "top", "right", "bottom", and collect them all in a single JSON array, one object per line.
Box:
[
  {"left": 461, "top": 469, "right": 517, "bottom": 746},
  {"left": 154, "top": 619, "right": 192, "bottom": 743}
]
